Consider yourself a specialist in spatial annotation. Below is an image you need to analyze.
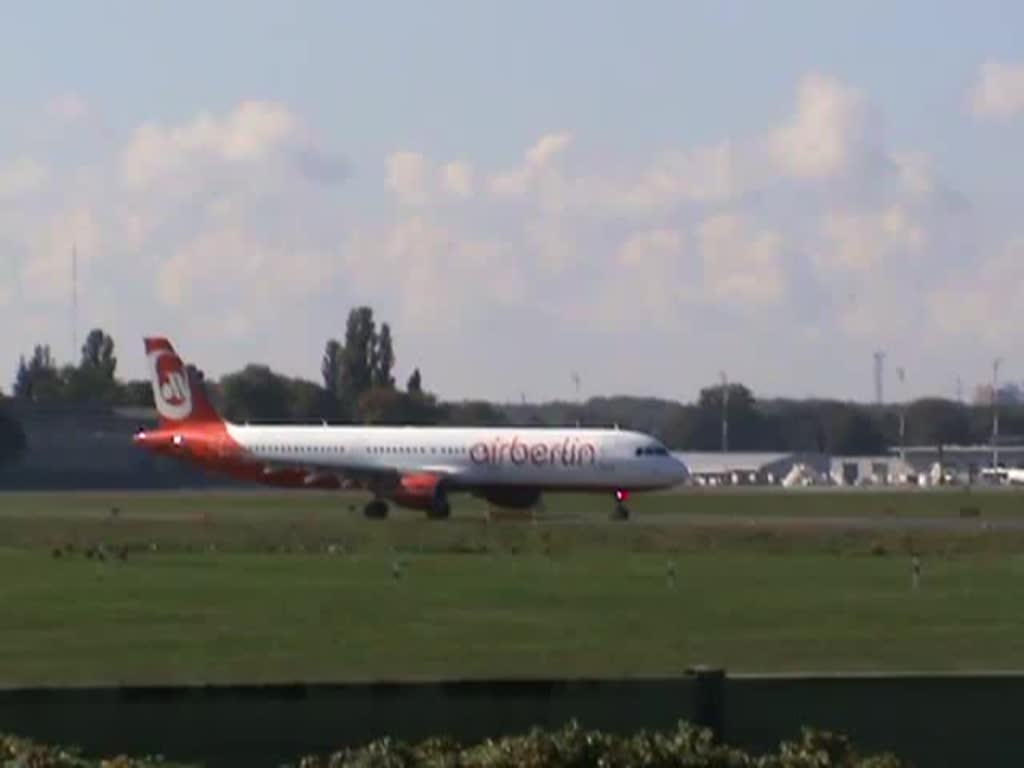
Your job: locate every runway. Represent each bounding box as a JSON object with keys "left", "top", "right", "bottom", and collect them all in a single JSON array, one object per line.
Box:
[{"left": 539, "top": 511, "right": 1024, "bottom": 533}]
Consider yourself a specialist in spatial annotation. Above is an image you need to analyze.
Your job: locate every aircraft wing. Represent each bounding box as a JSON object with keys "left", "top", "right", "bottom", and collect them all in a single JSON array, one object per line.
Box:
[{"left": 257, "top": 460, "right": 466, "bottom": 491}]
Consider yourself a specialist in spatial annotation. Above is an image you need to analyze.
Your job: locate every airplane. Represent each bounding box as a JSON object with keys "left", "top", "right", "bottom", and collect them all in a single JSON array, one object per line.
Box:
[{"left": 132, "top": 338, "right": 689, "bottom": 519}]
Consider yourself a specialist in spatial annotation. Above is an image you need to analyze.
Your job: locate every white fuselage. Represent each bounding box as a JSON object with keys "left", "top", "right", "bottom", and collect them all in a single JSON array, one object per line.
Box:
[{"left": 227, "top": 424, "right": 687, "bottom": 490}]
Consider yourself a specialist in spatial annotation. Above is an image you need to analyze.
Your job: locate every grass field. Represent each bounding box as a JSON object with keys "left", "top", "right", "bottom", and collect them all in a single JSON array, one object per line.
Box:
[{"left": 2, "top": 488, "right": 1024, "bottom": 684}]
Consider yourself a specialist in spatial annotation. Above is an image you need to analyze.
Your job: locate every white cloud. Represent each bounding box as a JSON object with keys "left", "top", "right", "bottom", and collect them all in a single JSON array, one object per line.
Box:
[
  {"left": 342, "top": 216, "right": 526, "bottom": 331},
  {"left": 971, "top": 60, "right": 1024, "bottom": 119},
  {"left": 634, "top": 144, "right": 751, "bottom": 206},
  {"left": 19, "top": 208, "right": 102, "bottom": 303},
  {"left": 553, "top": 143, "right": 754, "bottom": 218},
  {"left": 0, "top": 73, "right": 1011, "bottom": 399},
  {"left": 386, "top": 151, "right": 429, "bottom": 206},
  {"left": 891, "top": 152, "right": 937, "bottom": 199},
  {"left": 487, "top": 141, "right": 758, "bottom": 222},
  {"left": 487, "top": 74, "right": 893, "bottom": 223},
  {"left": 612, "top": 228, "right": 691, "bottom": 321},
  {"left": 525, "top": 218, "right": 578, "bottom": 275},
  {"left": 441, "top": 161, "right": 474, "bottom": 199},
  {"left": 119, "top": 101, "right": 302, "bottom": 188},
  {"left": 769, "top": 74, "right": 878, "bottom": 178},
  {"left": 47, "top": 94, "right": 91, "bottom": 123},
  {"left": 818, "top": 208, "right": 925, "bottom": 273},
  {"left": 0, "top": 157, "right": 48, "bottom": 200},
  {"left": 525, "top": 132, "right": 572, "bottom": 168},
  {"left": 928, "top": 239, "right": 1024, "bottom": 345},
  {"left": 158, "top": 227, "right": 333, "bottom": 309},
  {"left": 699, "top": 215, "right": 786, "bottom": 307},
  {"left": 618, "top": 228, "right": 685, "bottom": 267},
  {"left": 490, "top": 132, "right": 572, "bottom": 198}
]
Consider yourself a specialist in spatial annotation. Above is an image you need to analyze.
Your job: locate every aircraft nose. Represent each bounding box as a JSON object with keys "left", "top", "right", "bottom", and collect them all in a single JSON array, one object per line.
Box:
[{"left": 669, "top": 455, "right": 690, "bottom": 485}]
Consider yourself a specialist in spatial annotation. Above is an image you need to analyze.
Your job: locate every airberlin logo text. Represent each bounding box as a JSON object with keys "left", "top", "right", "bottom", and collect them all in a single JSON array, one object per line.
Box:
[
  {"left": 160, "top": 368, "right": 188, "bottom": 406},
  {"left": 469, "top": 437, "right": 597, "bottom": 467},
  {"left": 148, "top": 350, "right": 193, "bottom": 421}
]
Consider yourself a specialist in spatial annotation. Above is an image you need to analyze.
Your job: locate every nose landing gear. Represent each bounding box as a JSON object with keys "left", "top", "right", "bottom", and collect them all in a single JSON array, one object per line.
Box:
[
  {"left": 612, "top": 489, "right": 631, "bottom": 521},
  {"left": 363, "top": 499, "right": 389, "bottom": 519}
]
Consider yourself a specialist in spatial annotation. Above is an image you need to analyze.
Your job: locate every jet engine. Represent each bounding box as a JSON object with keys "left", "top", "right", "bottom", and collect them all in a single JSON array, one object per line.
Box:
[{"left": 390, "top": 472, "right": 450, "bottom": 517}]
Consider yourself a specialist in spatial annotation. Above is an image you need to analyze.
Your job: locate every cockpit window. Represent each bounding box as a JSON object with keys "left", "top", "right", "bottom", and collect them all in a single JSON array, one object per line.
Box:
[{"left": 637, "top": 444, "right": 670, "bottom": 457}]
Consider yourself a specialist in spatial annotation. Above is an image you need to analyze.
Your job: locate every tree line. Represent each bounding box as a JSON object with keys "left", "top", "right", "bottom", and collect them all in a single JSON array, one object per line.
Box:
[{"left": 1, "top": 307, "right": 1018, "bottom": 467}]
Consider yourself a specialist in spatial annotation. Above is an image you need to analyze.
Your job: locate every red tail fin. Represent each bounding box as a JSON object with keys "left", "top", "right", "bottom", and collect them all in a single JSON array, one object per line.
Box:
[{"left": 144, "top": 338, "right": 222, "bottom": 428}]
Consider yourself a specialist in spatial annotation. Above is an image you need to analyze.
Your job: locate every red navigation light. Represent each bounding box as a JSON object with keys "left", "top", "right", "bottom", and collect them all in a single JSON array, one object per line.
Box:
[{"left": 615, "top": 489, "right": 629, "bottom": 502}]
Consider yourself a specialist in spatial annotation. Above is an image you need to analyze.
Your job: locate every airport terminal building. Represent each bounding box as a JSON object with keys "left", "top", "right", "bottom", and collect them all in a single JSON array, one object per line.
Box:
[{"left": 678, "top": 445, "right": 1018, "bottom": 488}]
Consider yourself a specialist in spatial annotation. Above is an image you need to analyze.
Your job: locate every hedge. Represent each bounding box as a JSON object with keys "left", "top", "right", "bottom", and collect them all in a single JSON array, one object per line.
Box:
[{"left": 2, "top": 722, "right": 907, "bottom": 767}]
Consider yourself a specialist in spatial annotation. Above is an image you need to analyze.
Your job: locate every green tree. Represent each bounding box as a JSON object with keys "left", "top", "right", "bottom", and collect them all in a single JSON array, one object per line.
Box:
[
  {"left": 407, "top": 368, "right": 422, "bottom": 395},
  {"left": 817, "top": 401, "right": 886, "bottom": 454},
  {"left": 372, "top": 322, "right": 396, "bottom": 389},
  {"left": 287, "top": 378, "right": 344, "bottom": 422},
  {"left": 678, "top": 382, "right": 775, "bottom": 450},
  {"left": 23, "top": 329, "right": 122, "bottom": 404},
  {"left": 13, "top": 345, "right": 63, "bottom": 402},
  {"left": 659, "top": 405, "right": 696, "bottom": 450},
  {"left": 79, "top": 329, "right": 117, "bottom": 379},
  {"left": 441, "top": 399, "right": 507, "bottom": 426},
  {"left": 114, "top": 380, "right": 154, "bottom": 408},
  {"left": 340, "top": 306, "right": 376, "bottom": 406},
  {"left": 358, "top": 387, "right": 443, "bottom": 425},
  {"left": 13, "top": 358, "right": 30, "bottom": 399},
  {"left": 904, "top": 398, "right": 971, "bottom": 447},
  {"left": 321, "top": 339, "right": 343, "bottom": 399},
  {"left": 221, "top": 365, "right": 340, "bottom": 423},
  {"left": 0, "top": 408, "right": 26, "bottom": 469},
  {"left": 764, "top": 400, "right": 830, "bottom": 452},
  {"left": 220, "top": 365, "right": 292, "bottom": 422}
]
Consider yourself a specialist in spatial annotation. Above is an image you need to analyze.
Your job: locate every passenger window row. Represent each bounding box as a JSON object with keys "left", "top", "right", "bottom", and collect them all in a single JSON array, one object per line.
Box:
[
  {"left": 254, "top": 445, "right": 468, "bottom": 456},
  {"left": 367, "top": 446, "right": 467, "bottom": 455},
  {"left": 256, "top": 445, "right": 344, "bottom": 453}
]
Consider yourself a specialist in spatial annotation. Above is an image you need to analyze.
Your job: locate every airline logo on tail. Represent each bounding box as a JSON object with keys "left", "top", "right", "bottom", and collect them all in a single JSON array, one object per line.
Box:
[{"left": 145, "top": 338, "right": 193, "bottom": 422}]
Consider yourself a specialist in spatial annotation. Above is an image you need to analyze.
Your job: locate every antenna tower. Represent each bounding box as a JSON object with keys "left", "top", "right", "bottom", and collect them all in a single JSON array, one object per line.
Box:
[{"left": 72, "top": 243, "right": 78, "bottom": 358}]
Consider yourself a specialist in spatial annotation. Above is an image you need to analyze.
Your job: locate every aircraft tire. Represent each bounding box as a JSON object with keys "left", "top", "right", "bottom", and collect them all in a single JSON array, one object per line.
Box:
[
  {"left": 363, "top": 500, "right": 389, "bottom": 519},
  {"left": 427, "top": 500, "right": 451, "bottom": 520},
  {"left": 612, "top": 504, "right": 631, "bottom": 521}
]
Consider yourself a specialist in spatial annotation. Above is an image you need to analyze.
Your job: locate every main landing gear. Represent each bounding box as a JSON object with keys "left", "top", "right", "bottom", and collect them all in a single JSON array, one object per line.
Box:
[
  {"left": 363, "top": 499, "right": 389, "bottom": 519},
  {"left": 362, "top": 498, "right": 451, "bottom": 519},
  {"left": 611, "top": 489, "right": 631, "bottom": 521},
  {"left": 426, "top": 498, "right": 451, "bottom": 520}
]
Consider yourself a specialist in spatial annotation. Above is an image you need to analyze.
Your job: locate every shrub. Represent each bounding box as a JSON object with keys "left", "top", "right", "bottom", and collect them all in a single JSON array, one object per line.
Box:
[
  {"left": 0, "top": 733, "right": 173, "bottom": 768},
  {"left": 293, "top": 721, "right": 906, "bottom": 768},
  {"left": 0, "top": 724, "right": 906, "bottom": 768}
]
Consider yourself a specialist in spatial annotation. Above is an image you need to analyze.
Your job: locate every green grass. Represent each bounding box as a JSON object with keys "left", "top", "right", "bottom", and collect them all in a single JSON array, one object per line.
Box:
[
  {"left": 0, "top": 488, "right": 1022, "bottom": 557},
  {"left": 2, "top": 548, "right": 1024, "bottom": 684},
  {"left": 2, "top": 489, "right": 1024, "bottom": 685},
  {"left": 2, "top": 485, "right": 1023, "bottom": 525}
]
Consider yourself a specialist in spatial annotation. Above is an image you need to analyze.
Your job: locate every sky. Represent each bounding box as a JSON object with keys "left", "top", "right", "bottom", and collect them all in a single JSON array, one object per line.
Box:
[{"left": 2, "top": 1, "right": 1023, "bottom": 403}]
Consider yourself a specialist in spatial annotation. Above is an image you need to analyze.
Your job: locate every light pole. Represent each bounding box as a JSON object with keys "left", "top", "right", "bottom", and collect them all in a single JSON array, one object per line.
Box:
[
  {"left": 720, "top": 371, "right": 729, "bottom": 453},
  {"left": 897, "top": 367, "right": 907, "bottom": 466},
  {"left": 992, "top": 358, "right": 1002, "bottom": 469},
  {"left": 571, "top": 371, "right": 581, "bottom": 428}
]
